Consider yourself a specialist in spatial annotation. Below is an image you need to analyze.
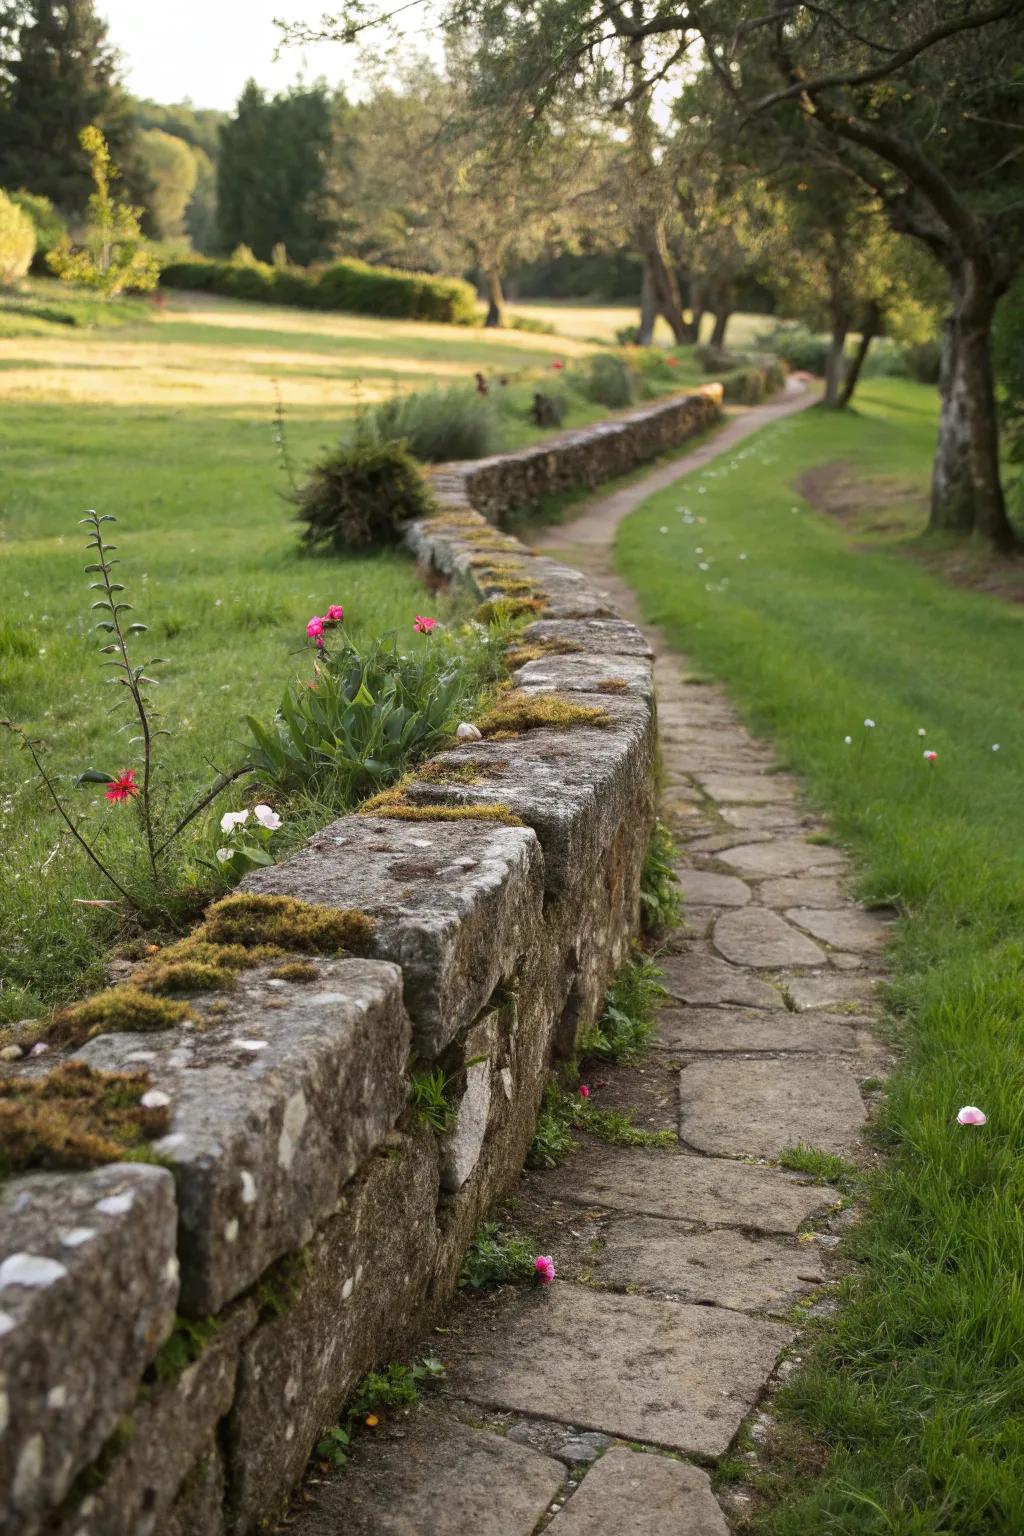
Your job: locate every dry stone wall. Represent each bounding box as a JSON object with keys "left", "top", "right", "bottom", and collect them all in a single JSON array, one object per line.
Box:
[{"left": 0, "top": 387, "right": 720, "bottom": 1535}]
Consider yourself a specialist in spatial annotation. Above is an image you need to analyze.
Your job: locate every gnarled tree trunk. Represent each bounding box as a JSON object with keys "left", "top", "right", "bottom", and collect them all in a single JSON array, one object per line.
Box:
[
  {"left": 645, "top": 219, "right": 689, "bottom": 344},
  {"left": 638, "top": 260, "right": 656, "bottom": 345},
  {"left": 931, "top": 262, "right": 1015, "bottom": 550},
  {"left": 710, "top": 309, "right": 732, "bottom": 350},
  {"left": 838, "top": 302, "right": 880, "bottom": 409},
  {"left": 484, "top": 267, "right": 504, "bottom": 328},
  {"left": 823, "top": 320, "right": 849, "bottom": 408}
]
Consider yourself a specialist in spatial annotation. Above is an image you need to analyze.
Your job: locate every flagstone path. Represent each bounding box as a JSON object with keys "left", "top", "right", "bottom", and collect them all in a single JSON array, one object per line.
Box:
[{"left": 283, "top": 384, "right": 892, "bottom": 1534}]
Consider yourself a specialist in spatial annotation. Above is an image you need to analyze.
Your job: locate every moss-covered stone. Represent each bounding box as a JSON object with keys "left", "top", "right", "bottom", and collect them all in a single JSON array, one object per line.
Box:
[
  {"left": 505, "top": 637, "right": 584, "bottom": 668},
  {"left": 360, "top": 788, "right": 524, "bottom": 827},
  {"left": 268, "top": 960, "right": 320, "bottom": 984},
  {"left": 52, "top": 986, "right": 194, "bottom": 1048},
  {"left": 597, "top": 678, "right": 629, "bottom": 693},
  {"left": 477, "top": 691, "right": 611, "bottom": 737},
  {"left": 474, "top": 596, "right": 545, "bottom": 624},
  {"left": 201, "top": 893, "right": 374, "bottom": 955},
  {"left": 0, "top": 1061, "right": 171, "bottom": 1177}
]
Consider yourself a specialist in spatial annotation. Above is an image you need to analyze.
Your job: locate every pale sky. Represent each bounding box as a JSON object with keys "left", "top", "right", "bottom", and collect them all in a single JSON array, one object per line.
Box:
[{"left": 97, "top": 1, "right": 432, "bottom": 110}]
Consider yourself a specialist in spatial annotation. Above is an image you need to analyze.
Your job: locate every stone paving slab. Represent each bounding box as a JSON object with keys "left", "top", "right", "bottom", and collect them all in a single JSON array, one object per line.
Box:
[
  {"left": 679, "top": 1057, "right": 867, "bottom": 1159},
  {"left": 695, "top": 774, "right": 799, "bottom": 804},
  {"left": 540, "top": 1146, "right": 840, "bottom": 1234},
  {"left": 717, "top": 839, "right": 846, "bottom": 876},
  {"left": 713, "top": 908, "right": 826, "bottom": 968},
  {"left": 756, "top": 876, "right": 847, "bottom": 908},
  {"left": 653, "top": 1004, "right": 866, "bottom": 1055},
  {"left": 719, "top": 804, "right": 810, "bottom": 832},
  {"left": 549, "top": 1445, "right": 729, "bottom": 1535},
  {"left": 591, "top": 1217, "right": 828, "bottom": 1316},
  {"left": 281, "top": 1411, "right": 565, "bottom": 1535},
  {"left": 676, "top": 869, "right": 752, "bottom": 906},
  {"left": 786, "top": 907, "right": 892, "bottom": 952},
  {"left": 661, "top": 949, "right": 782, "bottom": 1009},
  {"left": 452, "top": 1286, "right": 793, "bottom": 1457},
  {"left": 785, "top": 973, "right": 882, "bottom": 1012}
]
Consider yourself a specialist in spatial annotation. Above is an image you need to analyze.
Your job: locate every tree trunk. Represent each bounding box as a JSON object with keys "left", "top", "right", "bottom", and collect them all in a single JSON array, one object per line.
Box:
[
  {"left": 638, "top": 260, "right": 656, "bottom": 346},
  {"left": 823, "top": 321, "right": 849, "bottom": 408},
  {"left": 838, "top": 304, "right": 880, "bottom": 408},
  {"left": 484, "top": 267, "right": 504, "bottom": 329},
  {"left": 645, "top": 218, "right": 690, "bottom": 344},
  {"left": 710, "top": 309, "right": 732, "bottom": 350},
  {"left": 930, "top": 264, "right": 1016, "bottom": 550}
]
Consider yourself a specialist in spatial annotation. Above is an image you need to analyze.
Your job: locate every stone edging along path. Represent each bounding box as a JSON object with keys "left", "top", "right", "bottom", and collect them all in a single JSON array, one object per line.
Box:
[{"left": 278, "top": 377, "right": 897, "bottom": 1534}]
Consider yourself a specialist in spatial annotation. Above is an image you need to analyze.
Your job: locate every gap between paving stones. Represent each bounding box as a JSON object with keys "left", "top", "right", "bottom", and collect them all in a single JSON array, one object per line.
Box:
[{"left": 281, "top": 380, "right": 893, "bottom": 1536}]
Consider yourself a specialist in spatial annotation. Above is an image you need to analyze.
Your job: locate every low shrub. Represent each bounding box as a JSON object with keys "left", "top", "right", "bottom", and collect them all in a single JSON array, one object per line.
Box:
[
  {"left": 754, "top": 323, "right": 828, "bottom": 375},
  {"left": 695, "top": 343, "right": 747, "bottom": 373},
  {"left": 294, "top": 428, "right": 436, "bottom": 551},
  {"left": 615, "top": 322, "right": 642, "bottom": 346},
  {"left": 159, "top": 255, "right": 478, "bottom": 325},
  {"left": 506, "top": 313, "right": 556, "bottom": 335},
  {"left": 365, "top": 385, "right": 504, "bottom": 463},
  {"left": 721, "top": 366, "right": 767, "bottom": 405},
  {"left": 8, "top": 189, "right": 65, "bottom": 273},
  {"left": 580, "top": 352, "right": 635, "bottom": 408},
  {"left": 529, "top": 385, "right": 569, "bottom": 428},
  {"left": 0, "top": 189, "right": 35, "bottom": 286}
]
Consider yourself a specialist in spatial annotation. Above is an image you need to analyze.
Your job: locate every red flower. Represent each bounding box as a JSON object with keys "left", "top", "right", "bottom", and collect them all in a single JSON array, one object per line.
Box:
[
  {"left": 105, "top": 770, "right": 140, "bottom": 804},
  {"left": 666, "top": 356, "right": 678, "bottom": 367},
  {"left": 413, "top": 615, "right": 437, "bottom": 634},
  {"left": 551, "top": 359, "right": 564, "bottom": 370},
  {"left": 578, "top": 1084, "right": 591, "bottom": 1099}
]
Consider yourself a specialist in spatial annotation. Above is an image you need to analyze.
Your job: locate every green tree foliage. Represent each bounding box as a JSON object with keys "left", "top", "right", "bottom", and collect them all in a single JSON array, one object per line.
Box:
[
  {"left": 7, "top": 184, "right": 61, "bottom": 268},
  {"left": 137, "top": 127, "right": 198, "bottom": 241},
  {"left": 0, "top": 0, "right": 147, "bottom": 213},
  {"left": 216, "top": 79, "right": 337, "bottom": 264},
  {"left": 47, "top": 125, "right": 159, "bottom": 297},
  {"left": 0, "top": 185, "right": 34, "bottom": 283}
]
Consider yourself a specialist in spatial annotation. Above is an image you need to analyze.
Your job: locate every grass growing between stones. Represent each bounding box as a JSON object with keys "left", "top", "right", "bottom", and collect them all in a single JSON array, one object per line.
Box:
[
  {"left": 617, "top": 377, "right": 1024, "bottom": 1534},
  {"left": 459, "top": 1220, "right": 538, "bottom": 1289},
  {"left": 527, "top": 1083, "right": 674, "bottom": 1169},
  {"left": 580, "top": 953, "right": 666, "bottom": 1063}
]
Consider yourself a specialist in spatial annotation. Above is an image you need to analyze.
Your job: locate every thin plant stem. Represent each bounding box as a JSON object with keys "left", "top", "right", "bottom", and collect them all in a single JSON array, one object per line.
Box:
[{"left": 152, "top": 763, "right": 255, "bottom": 859}]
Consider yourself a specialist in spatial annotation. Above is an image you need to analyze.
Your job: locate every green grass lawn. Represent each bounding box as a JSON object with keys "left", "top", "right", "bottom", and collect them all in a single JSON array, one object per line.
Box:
[{"left": 617, "top": 378, "right": 1024, "bottom": 1534}]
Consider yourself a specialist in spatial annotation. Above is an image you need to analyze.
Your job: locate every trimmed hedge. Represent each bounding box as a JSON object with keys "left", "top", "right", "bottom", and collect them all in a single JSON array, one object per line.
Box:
[{"left": 159, "top": 256, "right": 479, "bottom": 326}]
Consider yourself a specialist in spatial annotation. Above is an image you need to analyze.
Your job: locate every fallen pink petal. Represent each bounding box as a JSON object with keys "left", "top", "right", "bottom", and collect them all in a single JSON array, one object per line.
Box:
[
  {"left": 533, "top": 1254, "right": 556, "bottom": 1285},
  {"left": 957, "top": 1106, "right": 988, "bottom": 1126}
]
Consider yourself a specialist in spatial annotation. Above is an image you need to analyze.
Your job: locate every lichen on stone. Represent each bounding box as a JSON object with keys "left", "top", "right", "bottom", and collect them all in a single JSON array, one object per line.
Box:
[
  {"left": 474, "top": 595, "right": 545, "bottom": 624},
  {"left": 0, "top": 1061, "right": 171, "bottom": 1178},
  {"left": 476, "top": 690, "right": 610, "bottom": 737}
]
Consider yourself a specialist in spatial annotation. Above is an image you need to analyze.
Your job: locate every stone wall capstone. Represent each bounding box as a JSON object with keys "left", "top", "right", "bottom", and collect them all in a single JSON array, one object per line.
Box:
[{"left": 0, "top": 386, "right": 720, "bottom": 1535}]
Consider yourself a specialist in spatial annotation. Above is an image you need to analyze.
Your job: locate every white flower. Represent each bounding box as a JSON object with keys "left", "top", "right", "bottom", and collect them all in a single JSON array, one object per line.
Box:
[
  {"left": 698, "top": 562, "right": 710, "bottom": 571},
  {"left": 992, "top": 743, "right": 1000, "bottom": 752},
  {"left": 140, "top": 1090, "right": 171, "bottom": 1109},
  {"left": 456, "top": 722, "right": 482, "bottom": 741},
  {"left": 739, "top": 553, "right": 748, "bottom": 561},
  {"left": 844, "top": 736, "right": 852, "bottom": 745},
  {"left": 253, "top": 804, "right": 281, "bottom": 831},
  {"left": 864, "top": 719, "right": 876, "bottom": 729},
  {"left": 918, "top": 728, "right": 926, "bottom": 737},
  {"left": 220, "top": 809, "right": 250, "bottom": 833},
  {"left": 659, "top": 525, "right": 668, "bottom": 534},
  {"left": 216, "top": 848, "right": 233, "bottom": 863}
]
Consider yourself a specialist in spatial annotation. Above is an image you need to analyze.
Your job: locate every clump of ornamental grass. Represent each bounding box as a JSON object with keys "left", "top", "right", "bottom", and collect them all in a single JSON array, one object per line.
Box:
[
  {"left": 0, "top": 1061, "right": 170, "bottom": 1178},
  {"left": 294, "top": 424, "right": 437, "bottom": 552}
]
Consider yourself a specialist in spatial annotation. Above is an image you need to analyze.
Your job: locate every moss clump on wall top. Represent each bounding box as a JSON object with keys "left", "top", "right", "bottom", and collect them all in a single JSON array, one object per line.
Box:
[
  {"left": 476, "top": 690, "right": 610, "bottom": 738},
  {"left": 359, "top": 787, "right": 524, "bottom": 826},
  {"left": 505, "top": 636, "right": 584, "bottom": 669},
  {"left": 0, "top": 1061, "right": 171, "bottom": 1178},
  {"left": 201, "top": 893, "right": 373, "bottom": 955},
  {"left": 474, "top": 596, "right": 545, "bottom": 624}
]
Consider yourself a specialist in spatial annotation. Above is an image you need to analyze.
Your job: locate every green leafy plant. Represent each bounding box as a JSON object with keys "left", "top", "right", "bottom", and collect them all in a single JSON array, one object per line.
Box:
[
  {"left": 0, "top": 188, "right": 35, "bottom": 286},
  {"left": 527, "top": 1081, "right": 673, "bottom": 1168},
  {"left": 294, "top": 425, "right": 437, "bottom": 551},
  {"left": 246, "top": 614, "right": 488, "bottom": 803},
  {"left": 581, "top": 954, "right": 665, "bottom": 1062},
  {"left": 409, "top": 1066, "right": 454, "bottom": 1133},
  {"left": 1, "top": 513, "right": 249, "bottom": 907},
  {"left": 316, "top": 1357, "right": 447, "bottom": 1468},
  {"left": 640, "top": 819, "right": 681, "bottom": 935},
  {"left": 47, "top": 127, "right": 160, "bottom": 299},
  {"left": 459, "top": 1220, "right": 537, "bottom": 1288}
]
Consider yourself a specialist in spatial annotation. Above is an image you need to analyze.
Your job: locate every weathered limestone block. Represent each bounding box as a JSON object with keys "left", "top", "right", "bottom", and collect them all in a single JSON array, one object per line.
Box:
[
  {"left": 0, "top": 1164, "right": 179, "bottom": 1536},
  {"left": 75, "top": 959, "right": 410, "bottom": 1316},
  {"left": 439, "top": 1011, "right": 497, "bottom": 1193},
  {"left": 522, "top": 617, "right": 653, "bottom": 658},
  {"left": 403, "top": 693, "right": 655, "bottom": 899},
  {"left": 241, "top": 819, "right": 545, "bottom": 1058},
  {"left": 514, "top": 652, "right": 655, "bottom": 701},
  {"left": 225, "top": 1132, "right": 442, "bottom": 1531},
  {"left": 157, "top": 1452, "right": 226, "bottom": 1536},
  {"left": 53, "top": 1301, "right": 254, "bottom": 1536}
]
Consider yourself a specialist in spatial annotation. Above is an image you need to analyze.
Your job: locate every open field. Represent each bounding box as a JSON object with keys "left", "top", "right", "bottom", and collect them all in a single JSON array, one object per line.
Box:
[
  {"left": 508, "top": 298, "right": 772, "bottom": 350},
  {"left": 616, "top": 378, "right": 1024, "bottom": 1533}
]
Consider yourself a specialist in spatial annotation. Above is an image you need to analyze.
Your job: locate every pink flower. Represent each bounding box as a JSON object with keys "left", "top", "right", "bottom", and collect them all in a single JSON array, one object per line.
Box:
[
  {"left": 534, "top": 1255, "right": 556, "bottom": 1285},
  {"left": 325, "top": 604, "right": 344, "bottom": 622},
  {"left": 414, "top": 615, "right": 437, "bottom": 634},
  {"left": 578, "top": 1085, "right": 590, "bottom": 1099},
  {"left": 551, "top": 360, "right": 564, "bottom": 371},
  {"left": 923, "top": 750, "right": 938, "bottom": 762},
  {"left": 306, "top": 615, "right": 324, "bottom": 639},
  {"left": 957, "top": 1106, "right": 987, "bottom": 1126},
  {"left": 105, "top": 770, "right": 140, "bottom": 803}
]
